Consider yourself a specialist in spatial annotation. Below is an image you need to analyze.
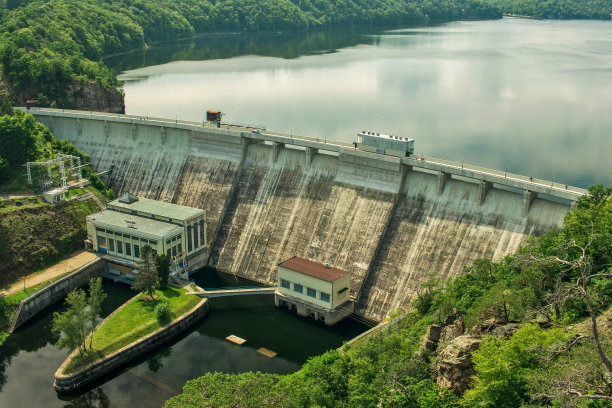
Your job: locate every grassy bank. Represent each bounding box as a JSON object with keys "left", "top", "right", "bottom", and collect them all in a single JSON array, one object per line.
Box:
[{"left": 63, "top": 287, "right": 200, "bottom": 375}]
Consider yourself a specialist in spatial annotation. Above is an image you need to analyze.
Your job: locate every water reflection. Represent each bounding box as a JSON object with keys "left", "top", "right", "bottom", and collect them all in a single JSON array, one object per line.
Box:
[
  {"left": 146, "top": 346, "right": 173, "bottom": 373},
  {"left": 61, "top": 389, "right": 110, "bottom": 408},
  {"left": 118, "top": 18, "right": 612, "bottom": 188},
  {"left": 105, "top": 29, "right": 380, "bottom": 73}
]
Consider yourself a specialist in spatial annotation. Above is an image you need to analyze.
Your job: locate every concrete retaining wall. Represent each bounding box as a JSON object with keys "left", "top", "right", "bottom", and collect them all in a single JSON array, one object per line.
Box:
[
  {"left": 54, "top": 296, "right": 209, "bottom": 392},
  {"left": 9, "top": 258, "right": 106, "bottom": 332}
]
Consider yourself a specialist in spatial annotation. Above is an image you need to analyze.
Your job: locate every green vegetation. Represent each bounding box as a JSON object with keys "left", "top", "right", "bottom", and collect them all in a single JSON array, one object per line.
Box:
[
  {"left": 165, "top": 184, "right": 612, "bottom": 408},
  {"left": 0, "top": 105, "right": 114, "bottom": 288},
  {"left": 0, "top": 196, "right": 99, "bottom": 286},
  {"left": 63, "top": 286, "right": 200, "bottom": 374},
  {"left": 0, "top": 278, "right": 49, "bottom": 332},
  {"left": 154, "top": 300, "right": 171, "bottom": 322},
  {"left": 132, "top": 244, "right": 158, "bottom": 298},
  {"left": 156, "top": 253, "right": 170, "bottom": 290},
  {"left": 52, "top": 277, "right": 107, "bottom": 356},
  {"left": 485, "top": 0, "right": 612, "bottom": 19}
]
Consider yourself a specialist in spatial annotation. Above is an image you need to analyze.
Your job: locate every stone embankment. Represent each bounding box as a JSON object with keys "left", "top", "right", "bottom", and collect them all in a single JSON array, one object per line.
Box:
[
  {"left": 31, "top": 110, "right": 581, "bottom": 321},
  {"left": 54, "top": 295, "right": 209, "bottom": 392},
  {"left": 9, "top": 257, "right": 106, "bottom": 332}
]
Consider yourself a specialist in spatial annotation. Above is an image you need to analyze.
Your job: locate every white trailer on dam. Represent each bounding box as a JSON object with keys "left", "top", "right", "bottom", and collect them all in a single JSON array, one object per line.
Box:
[{"left": 355, "top": 131, "right": 415, "bottom": 157}]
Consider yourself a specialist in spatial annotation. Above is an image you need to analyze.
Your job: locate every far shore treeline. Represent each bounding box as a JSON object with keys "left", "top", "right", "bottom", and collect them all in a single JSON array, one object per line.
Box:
[{"left": 1, "top": 0, "right": 611, "bottom": 112}]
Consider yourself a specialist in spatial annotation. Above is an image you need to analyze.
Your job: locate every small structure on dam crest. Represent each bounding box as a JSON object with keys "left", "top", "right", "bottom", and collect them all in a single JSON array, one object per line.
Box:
[
  {"left": 275, "top": 257, "right": 353, "bottom": 325},
  {"left": 355, "top": 131, "right": 415, "bottom": 157},
  {"left": 86, "top": 193, "right": 207, "bottom": 280}
]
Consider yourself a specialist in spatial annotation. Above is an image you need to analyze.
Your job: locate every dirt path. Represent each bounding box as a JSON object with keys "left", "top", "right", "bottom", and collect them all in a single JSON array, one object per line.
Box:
[{"left": 1, "top": 251, "right": 99, "bottom": 296}]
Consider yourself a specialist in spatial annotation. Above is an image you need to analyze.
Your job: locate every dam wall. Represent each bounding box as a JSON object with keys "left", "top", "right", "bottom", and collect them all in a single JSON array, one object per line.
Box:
[{"left": 29, "top": 109, "right": 582, "bottom": 321}]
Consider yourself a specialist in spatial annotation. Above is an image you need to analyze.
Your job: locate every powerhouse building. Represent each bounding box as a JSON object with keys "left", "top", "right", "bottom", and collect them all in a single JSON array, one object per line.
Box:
[
  {"left": 275, "top": 256, "right": 354, "bottom": 325},
  {"left": 86, "top": 193, "right": 207, "bottom": 277}
]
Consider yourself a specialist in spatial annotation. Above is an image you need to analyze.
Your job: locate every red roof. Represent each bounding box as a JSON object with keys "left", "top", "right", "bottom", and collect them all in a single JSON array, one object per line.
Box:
[{"left": 278, "top": 257, "right": 348, "bottom": 282}]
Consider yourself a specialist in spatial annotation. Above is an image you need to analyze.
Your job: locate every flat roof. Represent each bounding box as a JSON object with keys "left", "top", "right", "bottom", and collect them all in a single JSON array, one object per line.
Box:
[
  {"left": 108, "top": 195, "right": 204, "bottom": 221},
  {"left": 89, "top": 210, "right": 183, "bottom": 239},
  {"left": 278, "top": 257, "right": 348, "bottom": 282},
  {"left": 358, "top": 131, "right": 414, "bottom": 142}
]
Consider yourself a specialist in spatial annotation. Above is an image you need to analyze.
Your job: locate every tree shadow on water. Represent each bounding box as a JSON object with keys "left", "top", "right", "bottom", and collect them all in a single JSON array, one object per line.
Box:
[{"left": 62, "top": 388, "right": 110, "bottom": 408}]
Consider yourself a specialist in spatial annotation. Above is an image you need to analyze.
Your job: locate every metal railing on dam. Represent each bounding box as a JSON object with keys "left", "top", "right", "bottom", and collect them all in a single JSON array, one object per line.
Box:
[
  {"left": 20, "top": 107, "right": 585, "bottom": 204},
  {"left": 21, "top": 107, "right": 585, "bottom": 322}
]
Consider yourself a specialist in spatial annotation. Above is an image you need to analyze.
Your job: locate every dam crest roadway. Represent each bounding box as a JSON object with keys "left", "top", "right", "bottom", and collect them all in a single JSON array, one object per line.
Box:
[{"left": 23, "top": 108, "right": 586, "bottom": 322}]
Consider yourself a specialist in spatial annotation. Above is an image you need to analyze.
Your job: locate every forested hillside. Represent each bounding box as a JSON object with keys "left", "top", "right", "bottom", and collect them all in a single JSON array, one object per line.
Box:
[
  {"left": 485, "top": 0, "right": 612, "bottom": 19},
  {"left": 0, "top": 0, "right": 500, "bottom": 109},
  {"left": 166, "top": 185, "right": 612, "bottom": 407}
]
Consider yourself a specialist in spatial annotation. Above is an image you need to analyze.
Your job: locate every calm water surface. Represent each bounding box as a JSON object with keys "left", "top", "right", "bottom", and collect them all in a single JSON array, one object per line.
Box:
[
  {"left": 111, "top": 17, "right": 612, "bottom": 188},
  {"left": 0, "top": 273, "right": 369, "bottom": 407}
]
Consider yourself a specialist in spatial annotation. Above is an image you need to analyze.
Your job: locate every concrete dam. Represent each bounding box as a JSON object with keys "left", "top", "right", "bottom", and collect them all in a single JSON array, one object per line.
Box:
[{"left": 28, "top": 109, "right": 585, "bottom": 322}]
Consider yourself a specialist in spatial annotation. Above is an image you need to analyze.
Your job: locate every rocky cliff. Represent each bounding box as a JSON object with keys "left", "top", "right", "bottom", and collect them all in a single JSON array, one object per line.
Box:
[{"left": 63, "top": 81, "right": 125, "bottom": 114}]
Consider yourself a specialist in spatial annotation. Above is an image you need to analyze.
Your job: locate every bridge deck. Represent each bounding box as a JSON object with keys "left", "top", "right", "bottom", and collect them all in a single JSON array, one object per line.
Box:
[{"left": 186, "top": 286, "right": 277, "bottom": 298}]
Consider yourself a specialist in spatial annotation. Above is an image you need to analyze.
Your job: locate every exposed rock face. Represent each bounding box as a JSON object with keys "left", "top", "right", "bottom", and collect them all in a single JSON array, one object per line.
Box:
[
  {"left": 436, "top": 335, "right": 482, "bottom": 396},
  {"left": 422, "top": 324, "right": 442, "bottom": 351},
  {"left": 439, "top": 318, "right": 465, "bottom": 348},
  {"left": 472, "top": 319, "right": 521, "bottom": 338},
  {"left": 491, "top": 322, "right": 521, "bottom": 338},
  {"left": 65, "top": 81, "right": 124, "bottom": 113}
]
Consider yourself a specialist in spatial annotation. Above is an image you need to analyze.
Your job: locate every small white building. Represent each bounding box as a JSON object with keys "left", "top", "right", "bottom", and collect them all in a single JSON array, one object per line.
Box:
[
  {"left": 43, "top": 188, "right": 66, "bottom": 204},
  {"left": 275, "top": 256, "right": 353, "bottom": 325},
  {"left": 86, "top": 193, "right": 207, "bottom": 279}
]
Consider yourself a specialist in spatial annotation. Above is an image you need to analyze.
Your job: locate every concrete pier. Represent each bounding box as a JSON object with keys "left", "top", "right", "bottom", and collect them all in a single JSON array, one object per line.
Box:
[{"left": 25, "top": 108, "right": 584, "bottom": 321}]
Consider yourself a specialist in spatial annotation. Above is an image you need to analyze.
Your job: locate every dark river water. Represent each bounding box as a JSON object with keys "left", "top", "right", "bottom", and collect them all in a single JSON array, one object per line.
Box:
[
  {"left": 109, "top": 17, "right": 612, "bottom": 189},
  {"left": 0, "top": 271, "right": 369, "bottom": 407}
]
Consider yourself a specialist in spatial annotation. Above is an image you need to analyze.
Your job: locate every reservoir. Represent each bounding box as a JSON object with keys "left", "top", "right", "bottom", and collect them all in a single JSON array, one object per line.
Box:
[{"left": 110, "top": 17, "right": 612, "bottom": 189}]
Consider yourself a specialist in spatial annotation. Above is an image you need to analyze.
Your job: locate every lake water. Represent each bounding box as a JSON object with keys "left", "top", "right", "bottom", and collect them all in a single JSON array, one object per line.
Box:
[
  {"left": 110, "top": 17, "right": 612, "bottom": 189},
  {"left": 0, "top": 273, "right": 369, "bottom": 407}
]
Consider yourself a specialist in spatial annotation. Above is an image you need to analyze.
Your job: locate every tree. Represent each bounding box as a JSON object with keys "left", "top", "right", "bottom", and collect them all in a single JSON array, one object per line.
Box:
[
  {"left": 462, "top": 324, "right": 570, "bottom": 408},
  {"left": 527, "top": 338, "right": 612, "bottom": 407},
  {"left": 53, "top": 278, "right": 108, "bottom": 355},
  {"left": 0, "top": 110, "right": 38, "bottom": 165},
  {"left": 529, "top": 185, "right": 612, "bottom": 403},
  {"left": 53, "top": 288, "right": 89, "bottom": 356},
  {"left": 0, "top": 157, "right": 9, "bottom": 184},
  {"left": 132, "top": 244, "right": 158, "bottom": 298},
  {"left": 87, "top": 277, "right": 106, "bottom": 349},
  {"left": 156, "top": 253, "right": 170, "bottom": 290}
]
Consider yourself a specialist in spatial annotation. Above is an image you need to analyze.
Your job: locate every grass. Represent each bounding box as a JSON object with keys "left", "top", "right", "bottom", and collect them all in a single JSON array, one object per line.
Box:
[
  {"left": 85, "top": 185, "right": 109, "bottom": 203},
  {"left": 0, "top": 166, "right": 32, "bottom": 196},
  {"left": 65, "top": 188, "right": 84, "bottom": 198},
  {"left": 0, "top": 196, "right": 45, "bottom": 213},
  {"left": 62, "top": 287, "right": 200, "bottom": 375},
  {"left": 0, "top": 280, "right": 50, "bottom": 328}
]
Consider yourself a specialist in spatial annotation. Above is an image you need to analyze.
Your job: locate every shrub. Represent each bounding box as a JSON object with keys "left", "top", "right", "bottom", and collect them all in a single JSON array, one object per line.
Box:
[{"left": 155, "top": 301, "right": 171, "bottom": 322}]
